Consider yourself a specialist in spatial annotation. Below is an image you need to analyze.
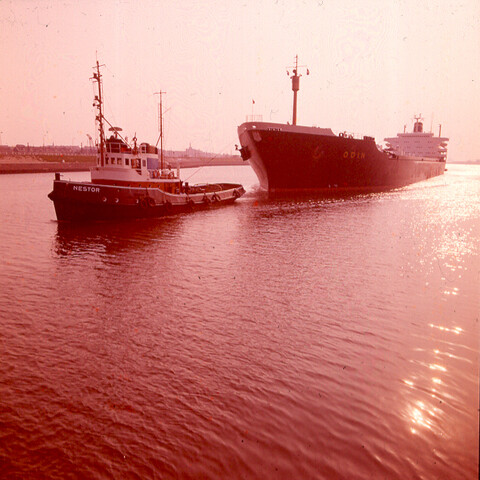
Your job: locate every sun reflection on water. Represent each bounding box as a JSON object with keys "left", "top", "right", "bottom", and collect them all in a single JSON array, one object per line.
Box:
[
  {"left": 429, "top": 364, "right": 447, "bottom": 372},
  {"left": 429, "top": 323, "right": 463, "bottom": 334},
  {"left": 402, "top": 326, "right": 465, "bottom": 436},
  {"left": 408, "top": 400, "right": 436, "bottom": 434},
  {"left": 402, "top": 314, "right": 469, "bottom": 436}
]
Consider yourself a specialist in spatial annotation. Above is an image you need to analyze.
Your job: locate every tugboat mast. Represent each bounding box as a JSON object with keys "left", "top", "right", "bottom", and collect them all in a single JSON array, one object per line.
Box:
[
  {"left": 287, "top": 55, "right": 309, "bottom": 126},
  {"left": 92, "top": 61, "right": 106, "bottom": 167},
  {"left": 155, "top": 90, "right": 166, "bottom": 171}
]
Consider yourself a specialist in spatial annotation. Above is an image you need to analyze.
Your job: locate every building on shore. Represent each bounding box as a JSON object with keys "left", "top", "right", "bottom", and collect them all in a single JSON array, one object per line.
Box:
[{"left": 1, "top": 142, "right": 234, "bottom": 159}]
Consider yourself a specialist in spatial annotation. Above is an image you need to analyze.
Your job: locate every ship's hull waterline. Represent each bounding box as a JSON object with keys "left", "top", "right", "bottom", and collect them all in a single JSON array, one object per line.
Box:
[{"left": 238, "top": 122, "right": 446, "bottom": 194}]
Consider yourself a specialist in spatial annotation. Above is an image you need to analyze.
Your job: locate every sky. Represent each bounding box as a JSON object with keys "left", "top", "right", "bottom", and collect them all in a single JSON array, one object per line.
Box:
[{"left": 0, "top": 0, "right": 479, "bottom": 161}]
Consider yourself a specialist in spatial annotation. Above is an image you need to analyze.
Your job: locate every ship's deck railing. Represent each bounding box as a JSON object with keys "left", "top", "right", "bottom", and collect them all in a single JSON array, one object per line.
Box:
[{"left": 336, "top": 131, "right": 366, "bottom": 140}]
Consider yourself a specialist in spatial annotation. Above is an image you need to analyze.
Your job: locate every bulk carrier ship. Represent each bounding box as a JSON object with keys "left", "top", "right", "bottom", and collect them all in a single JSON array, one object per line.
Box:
[{"left": 237, "top": 56, "right": 448, "bottom": 194}]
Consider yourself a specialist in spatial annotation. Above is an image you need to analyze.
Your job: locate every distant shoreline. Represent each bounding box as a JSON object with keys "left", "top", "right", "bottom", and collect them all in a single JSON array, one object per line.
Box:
[
  {"left": 448, "top": 161, "right": 480, "bottom": 165},
  {"left": 0, "top": 154, "right": 247, "bottom": 174}
]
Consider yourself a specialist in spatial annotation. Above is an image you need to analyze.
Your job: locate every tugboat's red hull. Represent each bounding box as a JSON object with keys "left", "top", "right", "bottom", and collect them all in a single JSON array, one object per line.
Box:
[
  {"left": 237, "top": 122, "right": 446, "bottom": 194},
  {"left": 48, "top": 180, "right": 244, "bottom": 222}
]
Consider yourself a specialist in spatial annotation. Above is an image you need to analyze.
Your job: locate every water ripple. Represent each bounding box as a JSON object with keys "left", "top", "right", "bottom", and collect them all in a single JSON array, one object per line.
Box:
[{"left": 0, "top": 166, "right": 478, "bottom": 479}]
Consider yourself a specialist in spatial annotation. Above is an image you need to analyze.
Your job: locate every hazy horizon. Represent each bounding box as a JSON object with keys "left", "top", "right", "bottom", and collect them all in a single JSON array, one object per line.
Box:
[{"left": 1, "top": 0, "right": 479, "bottom": 161}]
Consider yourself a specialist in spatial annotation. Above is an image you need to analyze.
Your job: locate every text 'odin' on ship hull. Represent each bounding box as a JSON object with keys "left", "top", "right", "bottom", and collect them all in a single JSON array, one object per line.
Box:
[{"left": 237, "top": 121, "right": 446, "bottom": 194}]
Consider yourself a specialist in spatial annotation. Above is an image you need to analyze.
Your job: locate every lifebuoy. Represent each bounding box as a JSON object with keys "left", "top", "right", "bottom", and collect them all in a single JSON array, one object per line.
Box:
[{"left": 168, "top": 172, "right": 174, "bottom": 179}]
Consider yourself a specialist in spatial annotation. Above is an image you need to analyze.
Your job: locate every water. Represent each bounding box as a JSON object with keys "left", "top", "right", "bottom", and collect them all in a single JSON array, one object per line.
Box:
[{"left": 0, "top": 164, "right": 478, "bottom": 479}]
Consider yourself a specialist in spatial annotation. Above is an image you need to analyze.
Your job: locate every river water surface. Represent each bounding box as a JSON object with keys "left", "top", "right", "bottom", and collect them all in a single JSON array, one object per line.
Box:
[{"left": 0, "top": 164, "right": 478, "bottom": 479}]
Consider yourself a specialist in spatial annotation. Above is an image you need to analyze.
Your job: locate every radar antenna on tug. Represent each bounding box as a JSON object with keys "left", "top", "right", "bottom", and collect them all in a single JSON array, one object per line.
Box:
[{"left": 108, "top": 126, "right": 123, "bottom": 138}]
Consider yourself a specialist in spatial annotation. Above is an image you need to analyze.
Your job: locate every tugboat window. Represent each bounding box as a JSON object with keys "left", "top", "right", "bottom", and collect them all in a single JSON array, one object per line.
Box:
[{"left": 125, "top": 159, "right": 129, "bottom": 166}]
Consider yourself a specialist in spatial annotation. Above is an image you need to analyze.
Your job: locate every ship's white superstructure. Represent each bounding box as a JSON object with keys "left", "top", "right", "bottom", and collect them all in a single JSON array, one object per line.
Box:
[{"left": 384, "top": 116, "right": 448, "bottom": 161}]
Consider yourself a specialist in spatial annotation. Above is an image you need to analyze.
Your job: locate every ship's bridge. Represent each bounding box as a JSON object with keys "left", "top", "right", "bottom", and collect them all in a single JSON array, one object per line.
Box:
[
  {"left": 106, "top": 136, "right": 131, "bottom": 154},
  {"left": 384, "top": 118, "right": 449, "bottom": 160}
]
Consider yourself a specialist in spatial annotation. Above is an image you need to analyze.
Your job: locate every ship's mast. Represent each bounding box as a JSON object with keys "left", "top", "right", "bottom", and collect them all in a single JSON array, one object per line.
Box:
[
  {"left": 92, "top": 61, "right": 106, "bottom": 167},
  {"left": 287, "top": 55, "right": 309, "bottom": 125},
  {"left": 155, "top": 90, "right": 166, "bottom": 171}
]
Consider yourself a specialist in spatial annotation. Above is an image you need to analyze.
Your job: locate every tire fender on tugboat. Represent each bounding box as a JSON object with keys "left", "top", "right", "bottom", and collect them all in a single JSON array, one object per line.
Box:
[{"left": 140, "top": 197, "right": 155, "bottom": 208}]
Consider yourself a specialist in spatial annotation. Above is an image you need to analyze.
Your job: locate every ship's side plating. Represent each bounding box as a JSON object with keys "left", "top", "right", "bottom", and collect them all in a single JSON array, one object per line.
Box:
[{"left": 238, "top": 121, "right": 445, "bottom": 193}]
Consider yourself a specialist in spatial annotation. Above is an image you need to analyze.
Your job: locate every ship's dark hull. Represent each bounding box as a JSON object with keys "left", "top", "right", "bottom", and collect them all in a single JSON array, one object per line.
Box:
[
  {"left": 48, "top": 180, "right": 244, "bottom": 222},
  {"left": 238, "top": 122, "right": 446, "bottom": 193}
]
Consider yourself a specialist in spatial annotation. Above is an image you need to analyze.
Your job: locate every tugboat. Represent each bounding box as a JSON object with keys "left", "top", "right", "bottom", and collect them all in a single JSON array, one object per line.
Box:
[
  {"left": 48, "top": 61, "right": 245, "bottom": 221},
  {"left": 237, "top": 56, "right": 447, "bottom": 194}
]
